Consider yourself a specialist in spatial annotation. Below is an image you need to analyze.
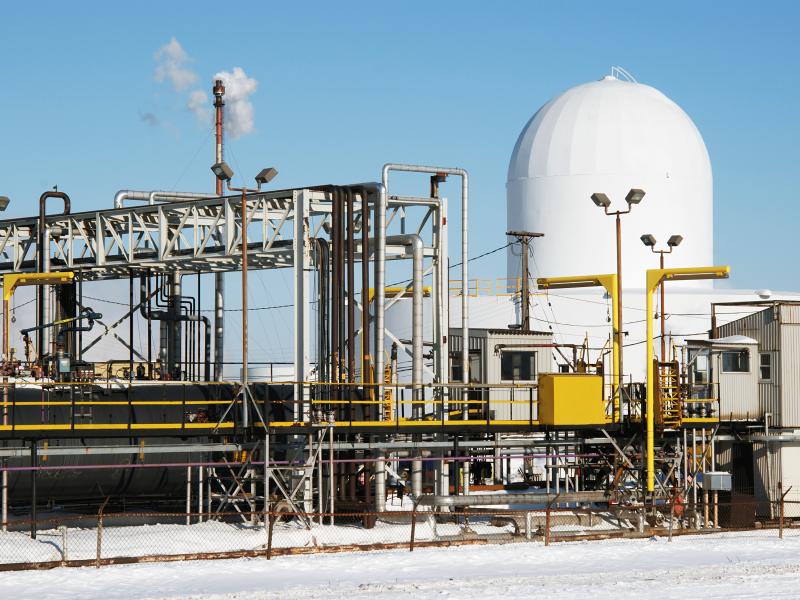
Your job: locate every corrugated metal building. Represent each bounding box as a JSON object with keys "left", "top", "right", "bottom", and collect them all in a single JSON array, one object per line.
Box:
[
  {"left": 449, "top": 328, "right": 553, "bottom": 421},
  {"left": 714, "top": 303, "right": 800, "bottom": 514},
  {"left": 717, "top": 303, "right": 800, "bottom": 427}
]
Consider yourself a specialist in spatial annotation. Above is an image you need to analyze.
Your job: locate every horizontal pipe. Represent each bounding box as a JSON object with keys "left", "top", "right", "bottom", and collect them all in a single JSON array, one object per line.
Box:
[
  {"left": 417, "top": 491, "right": 609, "bottom": 507},
  {"left": 114, "top": 190, "right": 214, "bottom": 209}
]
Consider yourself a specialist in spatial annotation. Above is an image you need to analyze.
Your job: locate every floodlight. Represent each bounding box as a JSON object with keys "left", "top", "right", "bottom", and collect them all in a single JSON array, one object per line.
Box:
[
  {"left": 591, "top": 192, "right": 611, "bottom": 208},
  {"left": 0, "top": 196, "right": 9, "bottom": 211},
  {"left": 255, "top": 167, "right": 278, "bottom": 186},
  {"left": 211, "top": 161, "right": 233, "bottom": 182},
  {"left": 640, "top": 234, "right": 657, "bottom": 247},
  {"left": 667, "top": 234, "right": 683, "bottom": 248},
  {"left": 625, "top": 188, "right": 645, "bottom": 205}
]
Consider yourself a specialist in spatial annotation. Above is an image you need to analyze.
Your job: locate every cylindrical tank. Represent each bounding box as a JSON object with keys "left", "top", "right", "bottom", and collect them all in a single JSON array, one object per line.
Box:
[{"left": 507, "top": 74, "right": 713, "bottom": 287}]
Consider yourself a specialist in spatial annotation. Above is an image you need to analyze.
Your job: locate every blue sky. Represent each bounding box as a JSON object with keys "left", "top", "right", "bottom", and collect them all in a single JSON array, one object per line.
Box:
[{"left": 1, "top": 1, "right": 798, "bottom": 293}]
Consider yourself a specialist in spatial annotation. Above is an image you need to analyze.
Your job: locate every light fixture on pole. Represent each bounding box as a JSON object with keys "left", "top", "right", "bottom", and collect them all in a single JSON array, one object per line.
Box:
[
  {"left": 640, "top": 233, "right": 683, "bottom": 359},
  {"left": 211, "top": 163, "right": 278, "bottom": 428},
  {"left": 590, "top": 188, "right": 645, "bottom": 424}
]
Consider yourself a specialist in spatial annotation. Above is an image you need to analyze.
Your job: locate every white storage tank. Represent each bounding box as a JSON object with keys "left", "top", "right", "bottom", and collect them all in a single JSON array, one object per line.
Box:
[{"left": 507, "top": 72, "right": 713, "bottom": 287}]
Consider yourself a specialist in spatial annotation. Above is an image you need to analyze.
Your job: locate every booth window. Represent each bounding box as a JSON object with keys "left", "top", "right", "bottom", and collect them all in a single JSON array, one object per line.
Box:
[
  {"left": 722, "top": 350, "right": 749, "bottom": 373},
  {"left": 501, "top": 351, "right": 536, "bottom": 381},
  {"left": 759, "top": 353, "right": 772, "bottom": 381}
]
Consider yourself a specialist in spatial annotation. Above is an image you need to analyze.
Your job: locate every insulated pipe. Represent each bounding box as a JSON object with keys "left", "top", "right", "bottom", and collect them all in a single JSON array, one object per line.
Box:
[
  {"left": 214, "top": 274, "right": 224, "bottom": 380},
  {"left": 113, "top": 190, "right": 214, "bottom": 209},
  {"left": 386, "top": 234, "right": 424, "bottom": 498},
  {"left": 346, "top": 188, "right": 356, "bottom": 414},
  {"left": 331, "top": 188, "right": 341, "bottom": 390},
  {"left": 37, "top": 191, "right": 71, "bottom": 361},
  {"left": 381, "top": 164, "right": 468, "bottom": 411},
  {"left": 359, "top": 187, "right": 371, "bottom": 405}
]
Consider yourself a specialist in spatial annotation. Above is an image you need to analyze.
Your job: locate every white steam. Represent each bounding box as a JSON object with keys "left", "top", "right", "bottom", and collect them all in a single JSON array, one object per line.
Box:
[
  {"left": 150, "top": 38, "right": 258, "bottom": 138},
  {"left": 214, "top": 67, "right": 258, "bottom": 138},
  {"left": 187, "top": 89, "right": 211, "bottom": 122},
  {"left": 154, "top": 38, "right": 197, "bottom": 92}
]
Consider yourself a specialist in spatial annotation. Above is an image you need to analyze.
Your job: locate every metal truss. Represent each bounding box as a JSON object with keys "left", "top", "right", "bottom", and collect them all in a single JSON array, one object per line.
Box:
[{"left": 0, "top": 189, "right": 442, "bottom": 280}]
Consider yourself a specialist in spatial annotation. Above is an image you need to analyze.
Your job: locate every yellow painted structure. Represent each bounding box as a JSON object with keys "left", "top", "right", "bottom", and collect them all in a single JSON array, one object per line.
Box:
[
  {"left": 538, "top": 373, "right": 605, "bottom": 426},
  {"left": 537, "top": 274, "right": 619, "bottom": 423},
  {"left": 644, "top": 265, "right": 729, "bottom": 493}
]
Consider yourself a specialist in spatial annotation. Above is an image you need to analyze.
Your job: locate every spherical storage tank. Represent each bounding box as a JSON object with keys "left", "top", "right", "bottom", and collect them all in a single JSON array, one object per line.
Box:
[{"left": 507, "top": 73, "right": 713, "bottom": 287}]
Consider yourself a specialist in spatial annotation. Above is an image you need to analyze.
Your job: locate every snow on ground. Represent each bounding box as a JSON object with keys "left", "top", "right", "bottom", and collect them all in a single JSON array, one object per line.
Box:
[{"left": 2, "top": 529, "right": 800, "bottom": 599}]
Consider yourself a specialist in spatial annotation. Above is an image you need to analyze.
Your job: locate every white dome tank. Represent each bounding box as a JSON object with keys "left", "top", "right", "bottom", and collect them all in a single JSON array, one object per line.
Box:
[{"left": 507, "top": 73, "right": 713, "bottom": 287}]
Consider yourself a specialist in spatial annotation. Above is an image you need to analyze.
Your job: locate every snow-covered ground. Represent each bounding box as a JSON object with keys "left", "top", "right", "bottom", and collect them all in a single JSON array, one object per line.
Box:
[{"left": 1, "top": 529, "right": 799, "bottom": 599}]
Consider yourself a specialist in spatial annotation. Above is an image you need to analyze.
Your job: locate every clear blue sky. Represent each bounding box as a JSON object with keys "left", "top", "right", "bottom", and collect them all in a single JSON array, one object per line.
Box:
[{"left": 1, "top": 1, "right": 798, "bottom": 291}]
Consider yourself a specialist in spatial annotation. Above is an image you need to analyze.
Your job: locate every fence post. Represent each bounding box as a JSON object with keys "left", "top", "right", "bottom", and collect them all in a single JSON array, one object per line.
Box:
[
  {"left": 267, "top": 510, "right": 275, "bottom": 560},
  {"left": 545, "top": 506, "right": 551, "bottom": 546},
  {"left": 525, "top": 512, "right": 532, "bottom": 541},
  {"left": 410, "top": 499, "right": 420, "bottom": 552},
  {"left": 96, "top": 497, "right": 109, "bottom": 568},
  {"left": 59, "top": 525, "right": 68, "bottom": 563},
  {"left": 779, "top": 482, "right": 785, "bottom": 539}
]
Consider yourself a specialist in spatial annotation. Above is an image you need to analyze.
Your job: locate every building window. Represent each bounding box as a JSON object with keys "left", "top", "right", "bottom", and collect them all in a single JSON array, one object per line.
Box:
[
  {"left": 722, "top": 350, "right": 750, "bottom": 373},
  {"left": 760, "top": 353, "right": 772, "bottom": 381},
  {"left": 501, "top": 351, "right": 536, "bottom": 381}
]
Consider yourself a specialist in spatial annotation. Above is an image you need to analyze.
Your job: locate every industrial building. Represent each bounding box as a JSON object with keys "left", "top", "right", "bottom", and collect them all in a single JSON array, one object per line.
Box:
[{"left": 0, "top": 68, "right": 797, "bottom": 535}]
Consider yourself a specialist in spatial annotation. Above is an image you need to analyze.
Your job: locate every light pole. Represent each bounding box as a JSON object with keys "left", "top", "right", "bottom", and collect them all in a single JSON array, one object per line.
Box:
[
  {"left": 640, "top": 234, "right": 683, "bottom": 360},
  {"left": 211, "top": 162, "right": 278, "bottom": 427},
  {"left": 590, "top": 188, "right": 645, "bottom": 415}
]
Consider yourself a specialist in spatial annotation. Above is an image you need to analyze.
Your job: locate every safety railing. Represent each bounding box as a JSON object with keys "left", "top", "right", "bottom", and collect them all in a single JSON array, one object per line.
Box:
[{"left": 0, "top": 380, "right": 541, "bottom": 434}]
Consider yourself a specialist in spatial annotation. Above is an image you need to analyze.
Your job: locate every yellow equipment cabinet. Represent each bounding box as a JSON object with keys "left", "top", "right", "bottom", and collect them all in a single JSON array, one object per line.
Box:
[{"left": 538, "top": 373, "right": 605, "bottom": 426}]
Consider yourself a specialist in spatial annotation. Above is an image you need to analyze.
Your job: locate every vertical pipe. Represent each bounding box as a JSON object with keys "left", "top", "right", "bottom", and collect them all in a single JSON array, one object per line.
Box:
[
  {"left": 198, "top": 465, "right": 204, "bottom": 522},
  {"left": 129, "top": 272, "right": 134, "bottom": 382},
  {"left": 30, "top": 441, "right": 37, "bottom": 539},
  {"left": 213, "top": 79, "right": 226, "bottom": 382},
  {"left": 328, "top": 425, "right": 334, "bottom": 525},
  {"left": 331, "top": 189, "right": 340, "bottom": 394},
  {"left": 616, "top": 213, "right": 624, "bottom": 411},
  {"left": 360, "top": 187, "right": 371, "bottom": 415},
  {"left": 146, "top": 272, "right": 152, "bottom": 378},
  {"left": 186, "top": 465, "right": 192, "bottom": 525},
  {"left": 346, "top": 188, "right": 356, "bottom": 418}
]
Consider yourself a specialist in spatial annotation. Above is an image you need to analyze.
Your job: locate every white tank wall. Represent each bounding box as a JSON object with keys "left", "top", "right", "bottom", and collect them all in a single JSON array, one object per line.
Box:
[{"left": 507, "top": 75, "right": 713, "bottom": 286}]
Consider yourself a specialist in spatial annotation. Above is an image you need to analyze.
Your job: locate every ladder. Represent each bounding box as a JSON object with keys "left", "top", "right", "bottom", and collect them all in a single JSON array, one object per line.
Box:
[{"left": 655, "top": 360, "right": 682, "bottom": 429}]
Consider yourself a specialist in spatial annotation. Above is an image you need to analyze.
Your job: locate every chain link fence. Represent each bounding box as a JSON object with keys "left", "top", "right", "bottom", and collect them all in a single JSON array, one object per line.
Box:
[{"left": 1, "top": 499, "right": 799, "bottom": 571}]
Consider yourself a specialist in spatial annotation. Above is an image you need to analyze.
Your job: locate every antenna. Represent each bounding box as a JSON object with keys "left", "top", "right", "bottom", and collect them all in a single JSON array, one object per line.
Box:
[{"left": 610, "top": 66, "right": 638, "bottom": 83}]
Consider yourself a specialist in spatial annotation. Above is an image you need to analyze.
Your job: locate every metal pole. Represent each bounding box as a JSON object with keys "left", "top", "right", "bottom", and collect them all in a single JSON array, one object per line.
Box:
[
  {"left": 30, "top": 441, "right": 37, "bottom": 539},
  {"left": 660, "top": 252, "right": 666, "bottom": 360},
  {"left": 213, "top": 79, "right": 226, "bottom": 382},
  {"left": 2, "top": 293, "right": 8, "bottom": 531},
  {"left": 241, "top": 188, "right": 249, "bottom": 427},
  {"left": 198, "top": 465, "right": 204, "bottom": 522},
  {"left": 521, "top": 237, "right": 530, "bottom": 329},
  {"left": 186, "top": 465, "right": 192, "bottom": 525},
  {"left": 616, "top": 213, "right": 624, "bottom": 418}
]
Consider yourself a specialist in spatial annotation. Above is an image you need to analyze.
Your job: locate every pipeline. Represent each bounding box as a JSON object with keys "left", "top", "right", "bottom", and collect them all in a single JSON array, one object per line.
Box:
[
  {"left": 36, "top": 191, "right": 71, "bottom": 361},
  {"left": 139, "top": 274, "right": 211, "bottom": 381},
  {"left": 113, "top": 190, "right": 215, "bottom": 209}
]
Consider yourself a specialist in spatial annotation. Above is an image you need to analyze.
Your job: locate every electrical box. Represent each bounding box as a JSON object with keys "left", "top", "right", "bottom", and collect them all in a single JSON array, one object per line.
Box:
[
  {"left": 699, "top": 471, "right": 732, "bottom": 491},
  {"left": 538, "top": 373, "right": 605, "bottom": 426}
]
